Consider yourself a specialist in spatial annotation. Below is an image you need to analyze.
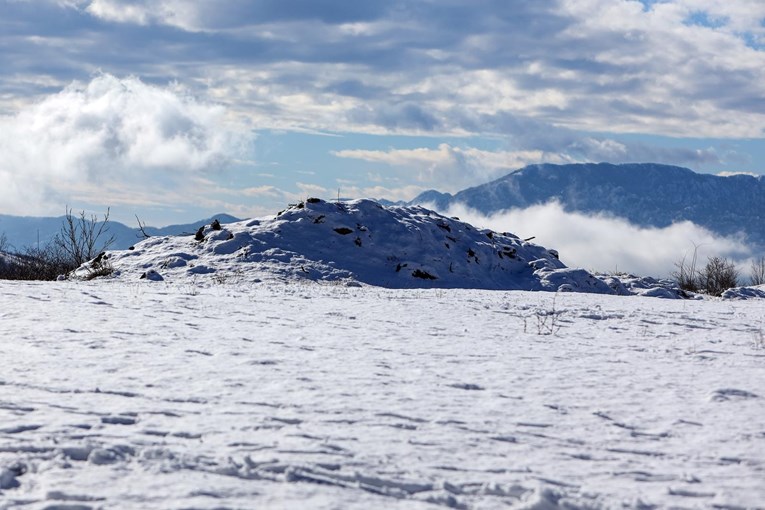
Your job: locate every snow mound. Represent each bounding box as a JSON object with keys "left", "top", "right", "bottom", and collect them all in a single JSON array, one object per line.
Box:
[
  {"left": 597, "top": 273, "right": 697, "bottom": 299},
  {"left": 721, "top": 285, "right": 765, "bottom": 300},
  {"left": 79, "top": 198, "right": 615, "bottom": 292}
]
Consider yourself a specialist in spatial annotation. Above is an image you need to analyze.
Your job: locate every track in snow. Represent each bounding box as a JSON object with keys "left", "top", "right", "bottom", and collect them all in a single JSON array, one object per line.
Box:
[{"left": 0, "top": 281, "right": 764, "bottom": 509}]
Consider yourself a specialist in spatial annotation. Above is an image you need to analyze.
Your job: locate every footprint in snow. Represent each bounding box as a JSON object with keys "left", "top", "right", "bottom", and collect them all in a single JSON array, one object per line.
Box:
[
  {"left": 101, "top": 415, "right": 138, "bottom": 425},
  {"left": 709, "top": 388, "right": 759, "bottom": 402},
  {"left": 448, "top": 383, "right": 485, "bottom": 391}
]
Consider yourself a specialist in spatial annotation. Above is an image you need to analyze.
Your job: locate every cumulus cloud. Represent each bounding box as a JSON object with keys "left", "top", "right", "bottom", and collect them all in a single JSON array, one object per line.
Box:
[
  {"left": 437, "top": 201, "right": 752, "bottom": 277},
  {"left": 0, "top": 73, "right": 250, "bottom": 215}
]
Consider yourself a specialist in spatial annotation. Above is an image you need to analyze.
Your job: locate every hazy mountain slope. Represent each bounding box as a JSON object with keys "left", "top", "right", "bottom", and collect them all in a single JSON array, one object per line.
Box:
[
  {"left": 410, "top": 163, "right": 765, "bottom": 244},
  {"left": 0, "top": 213, "right": 239, "bottom": 251}
]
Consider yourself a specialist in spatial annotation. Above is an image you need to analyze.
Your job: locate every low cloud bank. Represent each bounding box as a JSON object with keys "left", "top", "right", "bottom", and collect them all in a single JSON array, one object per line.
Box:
[
  {"left": 436, "top": 201, "right": 754, "bottom": 278},
  {"left": 0, "top": 73, "right": 250, "bottom": 215}
]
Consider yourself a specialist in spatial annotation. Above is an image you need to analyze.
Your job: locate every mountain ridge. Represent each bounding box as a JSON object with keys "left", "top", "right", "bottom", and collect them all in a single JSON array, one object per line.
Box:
[{"left": 409, "top": 162, "right": 765, "bottom": 245}]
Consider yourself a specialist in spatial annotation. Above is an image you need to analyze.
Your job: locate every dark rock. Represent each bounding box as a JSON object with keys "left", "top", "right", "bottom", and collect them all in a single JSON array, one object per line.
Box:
[
  {"left": 140, "top": 270, "right": 164, "bottom": 281},
  {"left": 412, "top": 269, "right": 437, "bottom": 280}
]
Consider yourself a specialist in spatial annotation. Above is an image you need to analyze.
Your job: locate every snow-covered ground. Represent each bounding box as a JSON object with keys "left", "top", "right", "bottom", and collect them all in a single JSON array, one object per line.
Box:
[{"left": 1, "top": 280, "right": 764, "bottom": 509}]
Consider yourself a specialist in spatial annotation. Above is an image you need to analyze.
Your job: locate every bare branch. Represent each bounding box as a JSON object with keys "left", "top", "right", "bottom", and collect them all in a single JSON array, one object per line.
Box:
[
  {"left": 135, "top": 215, "right": 151, "bottom": 239},
  {"left": 749, "top": 256, "right": 765, "bottom": 286}
]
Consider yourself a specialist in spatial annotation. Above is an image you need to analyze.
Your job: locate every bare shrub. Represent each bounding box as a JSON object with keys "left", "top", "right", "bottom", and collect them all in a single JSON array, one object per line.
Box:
[
  {"left": 0, "top": 233, "right": 14, "bottom": 277},
  {"left": 523, "top": 294, "right": 564, "bottom": 335},
  {"left": 82, "top": 259, "right": 114, "bottom": 280},
  {"left": 699, "top": 256, "right": 739, "bottom": 296},
  {"left": 55, "top": 207, "right": 115, "bottom": 267},
  {"left": 750, "top": 256, "right": 765, "bottom": 286},
  {"left": 0, "top": 207, "right": 114, "bottom": 281},
  {"left": 2, "top": 244, "right": 72, "bottom": 281},
  {"left": 672, "top": 246, "right": 700, "bottom": 293}
]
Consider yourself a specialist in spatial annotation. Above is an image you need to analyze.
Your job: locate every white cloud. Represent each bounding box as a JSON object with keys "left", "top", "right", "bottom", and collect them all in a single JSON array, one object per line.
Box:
[
  {"left": 31, "top": 1, "right": 765, "bottom": 140},
  {"left": 716, "top": 171, "right": 760, "bottom": 178},
  {"left": 240, "top": 185, "right": 282, "bottom": 198},
  {"left": 23, "top": 1, "right": 765, "bottom": 140},
  {"left": 80, "top": 0, "right": 201, "bottom": 30},
  {"left": 333, "top": 144, "right": 572, "bottom": 192},
  {"left": 339, "top": 184, "right": 425, "bottom": 202},
  {"left": 84, "top": 0, "right": 152, "bottom": 25},
  {"left": 437, "top": 201, "right": 752, "bottom": 277},
  {"left": 556, "top": 0, "right": 765, "bottom": 137},
  {"left": 295, "top": 182, "right": 330, "bottom": 197},
  {"left": 0, "top": 73, "right": 251, "bottom": 216}
]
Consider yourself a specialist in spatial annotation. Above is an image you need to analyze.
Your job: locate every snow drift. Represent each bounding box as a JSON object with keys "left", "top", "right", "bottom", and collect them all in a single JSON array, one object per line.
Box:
[{"left": 80, "top": 198, "right": 614, "bottom": 293}]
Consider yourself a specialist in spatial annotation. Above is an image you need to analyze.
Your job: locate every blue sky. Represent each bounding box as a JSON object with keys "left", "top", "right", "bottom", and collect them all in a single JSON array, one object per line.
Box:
[{"left": 1, "top": 0, "right": 764, "bottom": 225}]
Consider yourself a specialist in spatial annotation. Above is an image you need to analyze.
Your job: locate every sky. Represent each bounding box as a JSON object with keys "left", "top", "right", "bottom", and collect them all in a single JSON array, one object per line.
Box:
[{"left": 1, "top": 0, "right": 765, "bottom": 229}]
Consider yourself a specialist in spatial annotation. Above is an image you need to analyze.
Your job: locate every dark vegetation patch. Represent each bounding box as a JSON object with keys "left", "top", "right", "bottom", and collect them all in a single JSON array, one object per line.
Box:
[{"left": 412, "top": 269, "right": 437, "bottom": 280}]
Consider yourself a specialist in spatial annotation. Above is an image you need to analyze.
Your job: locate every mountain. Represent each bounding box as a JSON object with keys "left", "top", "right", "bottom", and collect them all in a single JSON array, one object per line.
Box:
[
  {"left": 0, "top": 213, "right": 240, "bottom": 252},
  {"left": 410, "top": 163, "right": 765, "bottom": 245}
]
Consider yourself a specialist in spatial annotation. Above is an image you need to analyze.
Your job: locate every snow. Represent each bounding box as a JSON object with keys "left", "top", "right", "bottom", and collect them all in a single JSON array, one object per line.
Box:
[
  {"left": 1, "top": 280, "right": 764, "bottom": 509},
  {"left": 2, "top": 200, "right": 764, "bottom": 508},
  {"left": 722, "top": 285, "right": 765, "bottom": 300},
  {"left": 74, "top": 199, "right": 616, "bottom": 294}
]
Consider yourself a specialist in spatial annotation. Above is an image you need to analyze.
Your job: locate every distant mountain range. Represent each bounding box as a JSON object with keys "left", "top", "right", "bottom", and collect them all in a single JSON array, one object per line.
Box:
[
  {"left": 409, "top": 162, "right": 765, "bottom": 246},
  {"left": 0, "top": 213, "right": 240, "bottom": 252}
]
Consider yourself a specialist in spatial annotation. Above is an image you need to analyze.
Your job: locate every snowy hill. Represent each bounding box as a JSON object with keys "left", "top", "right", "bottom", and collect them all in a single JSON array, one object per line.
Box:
[
  {"left": 410, "top": 163, "right": 765, "bottom": 245},
  {"left": 84, "top": 198, "right": 616, "bottom": 293},
  {"left": 0, "top": 213, "right": 239, "bottom": 251}
]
